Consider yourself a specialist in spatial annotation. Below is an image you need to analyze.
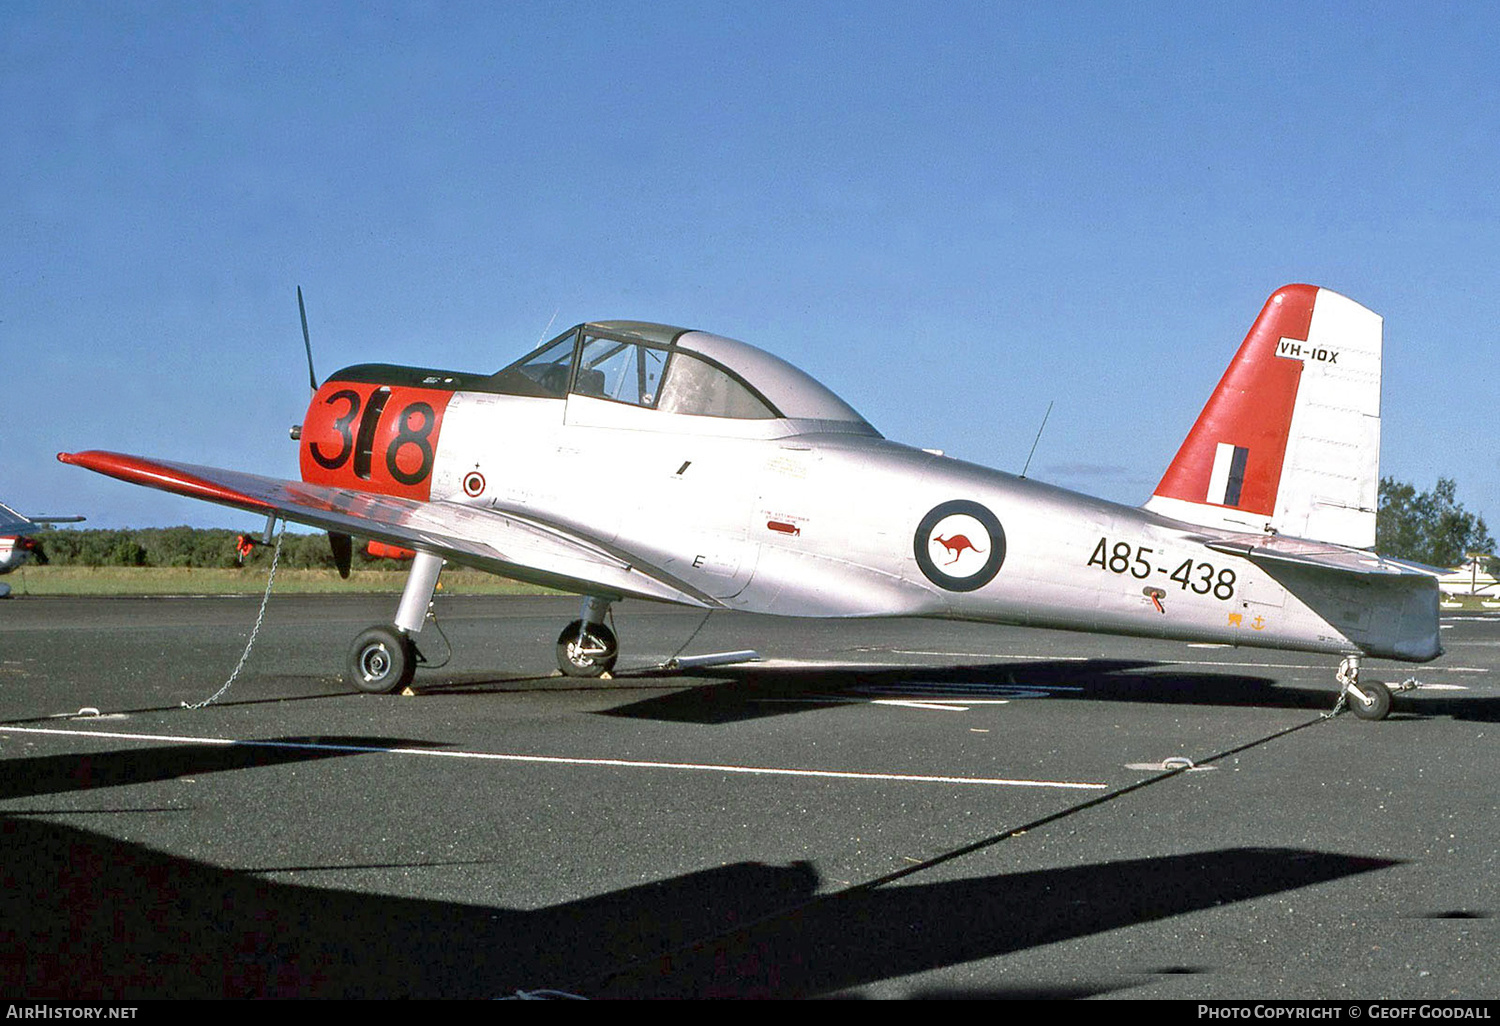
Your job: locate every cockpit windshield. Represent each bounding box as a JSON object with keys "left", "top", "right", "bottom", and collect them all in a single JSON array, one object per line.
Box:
[
  {"left": 492, "top": 328, "right": 577, "bottom": 398},
  {"left": 490, "top": 326, "right": 777, "bottom": 419},
  {"left": 487, "top": 321, "right": 872, "bottom": 429}
]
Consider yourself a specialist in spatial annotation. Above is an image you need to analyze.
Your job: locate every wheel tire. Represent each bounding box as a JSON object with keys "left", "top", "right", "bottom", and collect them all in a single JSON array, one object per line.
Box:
[
  {"left": 347, "top": 626, "right": 416, "bottom": 694},
  {"left": 556, "top": 619, "right": 618, "bottom": 677},
  {"left": 1349, "top": 678, "right": 1392, "bottom": 721}
]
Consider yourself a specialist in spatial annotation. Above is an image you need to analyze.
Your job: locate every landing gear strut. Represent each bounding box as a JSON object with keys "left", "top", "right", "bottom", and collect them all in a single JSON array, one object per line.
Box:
[
  {"left": 556, "top": 595, "right": 618, "bottom": 677},
  {"left": 1335, "top": 654, "right": 1393, "bottom": 721},
  {"left": 344, "top": 569, "right": 622, "bottom": 690},
  {"left": 345, "top": 550, "right": 443, "bottom": 694}
]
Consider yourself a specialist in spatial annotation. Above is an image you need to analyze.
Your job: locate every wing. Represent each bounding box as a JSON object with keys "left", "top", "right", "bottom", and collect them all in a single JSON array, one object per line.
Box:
[{"left": 58, "top": 450, "right": 717, "bottom": 608}]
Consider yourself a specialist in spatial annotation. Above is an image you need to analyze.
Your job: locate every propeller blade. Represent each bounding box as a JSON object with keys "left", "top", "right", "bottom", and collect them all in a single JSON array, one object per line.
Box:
[
  {"left": 298, "top": 285, "right": 318, "bottom": 393},
  {"left": 329, "top": 531, "right": 352, "bottom": 579}
]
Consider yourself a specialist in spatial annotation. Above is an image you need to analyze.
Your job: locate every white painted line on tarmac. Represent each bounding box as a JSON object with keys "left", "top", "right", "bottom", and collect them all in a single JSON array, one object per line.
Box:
[
  {"left": 856, "top": 683, "right": 1083, "bottom": 696},
  {"left": 0, "top": 724, "right": 1107, "bottom": 790},
  {"left": 867, "top": 698, "right": 1024, "bottom": 711},
  {"left": 1170, "top": 659, "right": 1325, "bottom": 669},
  {"left": 885, "top": 651, "right": 1091, "bottom": 661},
  {"left": 753, "top": 695, "right": 1012, "bottom": 712},
  {"left": 872, "top": 651, "right": 1336, "bottom": 673},
  {"left": 873, "top": 698, "right": 1015, "bottom": 707},
  {"left": 745, "top": 658, "right": 915, "bottom": 670}
]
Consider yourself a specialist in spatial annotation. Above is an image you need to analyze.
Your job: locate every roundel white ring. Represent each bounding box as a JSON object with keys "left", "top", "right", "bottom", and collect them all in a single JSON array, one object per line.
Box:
[
  {"left": 463, "top": 471, "right": 486, "bottom": 497},
  {"left": 913, "top": 500, "right": 1006, "bottom": 592}
]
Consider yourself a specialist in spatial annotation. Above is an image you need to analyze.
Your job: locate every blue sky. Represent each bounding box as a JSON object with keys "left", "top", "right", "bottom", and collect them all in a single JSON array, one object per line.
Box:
[{"left": 4, "top": 2, "right": 1497, "bottom": 537}]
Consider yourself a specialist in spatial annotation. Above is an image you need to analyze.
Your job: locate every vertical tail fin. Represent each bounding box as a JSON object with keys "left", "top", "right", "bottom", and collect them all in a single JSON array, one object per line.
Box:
[{"left": 1144, "top": 285, "right": 1382, "bottom": 548}]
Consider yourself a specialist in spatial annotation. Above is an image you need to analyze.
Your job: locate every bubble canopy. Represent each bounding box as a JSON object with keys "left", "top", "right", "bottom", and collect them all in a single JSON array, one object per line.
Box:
[{"left": 488, "top": 321, "right": 875, "bottom": 428}]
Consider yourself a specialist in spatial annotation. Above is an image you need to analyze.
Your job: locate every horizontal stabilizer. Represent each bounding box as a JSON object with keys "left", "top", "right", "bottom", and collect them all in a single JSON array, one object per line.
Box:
[
  {"left": 1204, "top": 538, "right": 1443, "bottom": 579},
  {"left": 1205, "top": 534, "right": 1442, "bottom": 662}
]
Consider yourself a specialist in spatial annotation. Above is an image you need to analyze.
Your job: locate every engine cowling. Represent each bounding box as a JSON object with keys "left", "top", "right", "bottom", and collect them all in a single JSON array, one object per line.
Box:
[{"left": 298, "top": 370, "right": 454, "bottom": 501}]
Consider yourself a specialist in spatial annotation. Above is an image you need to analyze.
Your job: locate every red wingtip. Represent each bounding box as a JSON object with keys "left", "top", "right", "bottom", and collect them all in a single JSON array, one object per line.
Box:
[{"left": 56, "top": 450, "right": 274, "bottom": 512}]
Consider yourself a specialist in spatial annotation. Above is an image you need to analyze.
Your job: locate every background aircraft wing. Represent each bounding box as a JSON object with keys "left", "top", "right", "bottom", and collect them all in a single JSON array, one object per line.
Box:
[
  {"left": 0, "top": 501, "right": 86, "bottom": 533},
  {"left": 58, "top": 450, "right": 718, "bottom": 607}
]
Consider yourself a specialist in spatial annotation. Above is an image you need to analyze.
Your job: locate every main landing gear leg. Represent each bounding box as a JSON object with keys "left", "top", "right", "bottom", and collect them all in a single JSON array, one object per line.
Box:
[
  {"left": 346, "top": 551, "right": 444, "bottom": 694},
  {"left": 1333, "top": 653, "right": 1393, "bottom": 721},
  {"left": 556, "top": 595, "right": 619, "bottom": 677}
]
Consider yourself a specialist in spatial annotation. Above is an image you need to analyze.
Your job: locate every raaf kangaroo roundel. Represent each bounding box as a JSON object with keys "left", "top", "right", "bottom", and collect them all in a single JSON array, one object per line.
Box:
[{"left": 914, "top": 500, "right": 1007, "bottom": 592}]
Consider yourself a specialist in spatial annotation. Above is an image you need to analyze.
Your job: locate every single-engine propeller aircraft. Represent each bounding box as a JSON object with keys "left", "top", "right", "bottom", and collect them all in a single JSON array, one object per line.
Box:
[
  {"left": 0, "top": 501, "right": 85, "bottom": 598},
  {"left": 60, "top": 284, "right": 1440, "bottom": 719}
]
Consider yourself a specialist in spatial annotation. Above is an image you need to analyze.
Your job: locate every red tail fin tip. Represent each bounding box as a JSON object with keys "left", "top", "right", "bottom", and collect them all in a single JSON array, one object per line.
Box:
[{"left": 1145, "top": 285, "right": 1382, "bottom": 548}]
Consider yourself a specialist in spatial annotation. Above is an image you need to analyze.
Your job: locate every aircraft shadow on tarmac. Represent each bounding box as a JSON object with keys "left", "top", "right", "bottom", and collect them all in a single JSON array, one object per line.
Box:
[
  {"left": 594, "top": 658, "right": 1298, "bottom": 725},
  {"left": 0, "top": 737, "right": 451, "bottom": 803},
  {"left": 415, "top": 656, "right": 1499, "bottom": 724},
  {"left": 0, "top": 810, "right": 1399, "bottom": 999}
]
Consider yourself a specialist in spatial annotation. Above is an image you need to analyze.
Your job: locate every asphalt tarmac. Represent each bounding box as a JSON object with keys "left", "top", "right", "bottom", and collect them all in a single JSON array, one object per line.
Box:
[{"left": 0, "top": 592, "right": 1495, "bottom": 1000}]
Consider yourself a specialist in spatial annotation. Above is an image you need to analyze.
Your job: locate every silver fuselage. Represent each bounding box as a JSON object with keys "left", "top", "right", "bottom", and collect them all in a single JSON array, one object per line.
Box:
[{"left": 430, "top": 391, "right": 1440, "bottom": 663}]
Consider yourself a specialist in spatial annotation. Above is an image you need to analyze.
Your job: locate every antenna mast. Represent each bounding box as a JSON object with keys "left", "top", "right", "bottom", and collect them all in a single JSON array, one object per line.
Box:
[{"left": 1019, "top": 400, "right": 1053, "bottom": 479}]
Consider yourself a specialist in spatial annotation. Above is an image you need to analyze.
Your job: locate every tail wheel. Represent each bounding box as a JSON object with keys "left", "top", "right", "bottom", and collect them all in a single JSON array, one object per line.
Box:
[
  {"left": 347, "top": 625, "right": 416, "bottom": 694},
  {"left": 1348, "top": 679, "right": 1393, "bottom": 721},
  {"left": 556, "top": 619, "right": 618, "bottom": 677}
]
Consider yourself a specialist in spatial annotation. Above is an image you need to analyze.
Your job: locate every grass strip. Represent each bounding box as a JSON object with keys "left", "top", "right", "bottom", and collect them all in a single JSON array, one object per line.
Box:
[{"left": 6, "top": 566, "right": 559, "bottom": 596}]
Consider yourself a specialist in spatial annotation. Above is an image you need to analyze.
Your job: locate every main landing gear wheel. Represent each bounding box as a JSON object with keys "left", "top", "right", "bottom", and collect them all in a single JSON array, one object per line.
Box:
[
  {"left": 347, "top": 625, "right": 416, "bottom": 694},
  {"left": 556, "top": 619, "right": 618, "bottom": 677},
  {"left": 1347, "top": 678, "right": 1393, "bottom": 721}
]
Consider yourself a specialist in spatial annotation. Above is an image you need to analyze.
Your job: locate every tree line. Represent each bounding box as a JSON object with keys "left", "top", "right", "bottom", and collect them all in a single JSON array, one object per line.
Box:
[
  {"left": 27, "top": 527, "right": 397, "bottom": 571},
  {"left": 1376, "top": 477, "right": 1496, "bottom": 572}
]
